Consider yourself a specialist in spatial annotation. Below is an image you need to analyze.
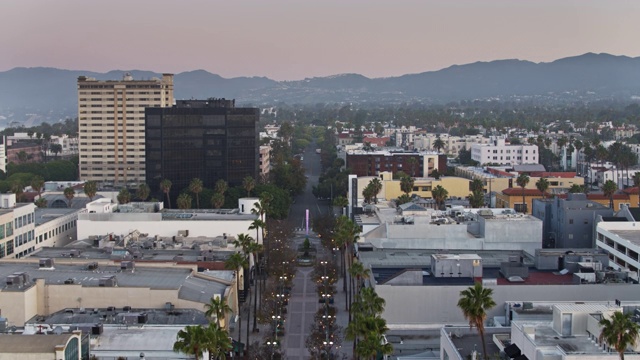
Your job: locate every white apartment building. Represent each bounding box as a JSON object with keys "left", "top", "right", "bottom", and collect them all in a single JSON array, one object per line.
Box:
[
  {"left": 384, "top": 126, "right": 418, "bottom": 148},
  {"left": 471, "top": 137, "right": 538, "bottom": 166},
  {"left": 596, "top": 221, "right": 640, "bottom": 278},
  {"left": 77, "top": 73, "right": 174, "bottom": 185},
  {"left": 414, "top": 133, "right": 490, "bottom": 156}
]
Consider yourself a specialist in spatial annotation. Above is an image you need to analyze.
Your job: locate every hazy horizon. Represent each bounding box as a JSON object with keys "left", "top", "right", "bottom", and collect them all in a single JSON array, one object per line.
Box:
[{"left": 2, "top": 0, "right": 640, "bottom": 80}]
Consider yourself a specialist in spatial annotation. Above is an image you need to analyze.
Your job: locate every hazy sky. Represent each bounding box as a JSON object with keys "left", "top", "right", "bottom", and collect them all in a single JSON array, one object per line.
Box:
[{"left": 2, "top": 0, "right": 639, "bottom": 80}]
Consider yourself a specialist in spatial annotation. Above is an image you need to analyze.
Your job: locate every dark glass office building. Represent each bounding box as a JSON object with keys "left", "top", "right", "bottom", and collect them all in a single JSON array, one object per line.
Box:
[{"left": 145, "top": 99, "right": 259, "bottom": 194}]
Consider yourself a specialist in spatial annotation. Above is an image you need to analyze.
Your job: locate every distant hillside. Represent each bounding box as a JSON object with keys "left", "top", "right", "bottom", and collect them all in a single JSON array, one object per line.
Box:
[{"left": 1, "top": 53, "right": 640, "bottom": 120}]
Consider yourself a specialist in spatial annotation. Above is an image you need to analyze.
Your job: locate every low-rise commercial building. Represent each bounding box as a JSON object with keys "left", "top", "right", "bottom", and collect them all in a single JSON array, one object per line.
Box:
[
  {"left": 0, "top": 331, "right": 85, "bottom": 360},
  {"left": 357, "top": 248, "right": 640, "bottom": 329},
  {"left": 77, "top": 198, "right": 261, "bottom": 243},
  {"left": 0, "top": 260, "right": 236, "bottom": 328}
]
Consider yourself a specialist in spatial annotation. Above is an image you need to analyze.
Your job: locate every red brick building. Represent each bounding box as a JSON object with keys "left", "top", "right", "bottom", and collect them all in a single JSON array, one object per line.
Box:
[{"left": 346, "top": 151, "right": 447, "bottom": 177}]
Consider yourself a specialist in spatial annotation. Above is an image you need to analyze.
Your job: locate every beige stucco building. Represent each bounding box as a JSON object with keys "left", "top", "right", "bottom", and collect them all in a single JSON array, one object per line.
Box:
[
  {"left": 77, "top": 73, "right": 174, "bottom": 185},
  {"left": 0, "top": 260, "right": 238, "bottom": 328},
  {"left": 354, "top": 172, "right": 475, "bottom": 201}
]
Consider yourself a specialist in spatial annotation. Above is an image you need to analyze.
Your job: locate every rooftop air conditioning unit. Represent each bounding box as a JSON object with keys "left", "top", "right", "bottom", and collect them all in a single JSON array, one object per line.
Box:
[
  {"left": 98, "top": 276, "right": 117, "bottom": 287},
  {"left": 6, "top": 274, "right": 24, "bottom": 287},
  {"left": 120, "top": 261, "right": 135, "bottom": 271},
  {"left": 39, "top": 258, "right": 55, "bottom": 268}
]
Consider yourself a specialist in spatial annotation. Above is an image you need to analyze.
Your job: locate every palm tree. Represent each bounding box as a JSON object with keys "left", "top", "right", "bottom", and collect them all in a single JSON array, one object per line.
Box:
[
  {"left": 333, "top": 195, "right": 349, "bottom": 208},
  {"left": 204, "top": 296, "right": 232, "bottom": 327},
  {"left": 117, "top": 188, "right": 131, "bottom": 204},
  {"left": 225, "top": 252, "right": 248, "bottom": 346},
  {"left": 136, "top": 183, "right": 150, "bottom": 201},
  {"left": 431, "top": 185, "right": 448, "bottom": 210},
  {"left": 433, "top": 136, "right": 445, "bottom": 153},
  {"left": 599, "top": 311, "right": 640, "bottom": 360},
  {"left": 35, "top": 197, "right": 47, "bottom": 208},
  {"left": 634, "top": 172, "right": 640, "bottom": 188},
  {"left": 368, "top": 177, "right": 383, "bottom": 204},
  {"left": 357, "top": 287, "right": 385, "bottom": 317},
  {"left": 31, "top": 176, "right": 45, "bottom": 199},
  {"left": 400, "top": 176, "right": 414, "bottom": 195},
  {"left": 569, "top": 184, "right": 585, "bottom": 193},
  {"left": 189, "top": 178, "right": 204, "bottom": 209},
  {"left": 535, "top": 177, "right": 549, "bottom": 199},
  {"left": 457, "top": 283, "right": 496, "bottom": 360},
  {"left": 246, "top": 240, "right": 263, "bottom": 332},
  {"left": 173, "top": 325, "right": 208, "bottom": 360},
  {"left": 177, "top": 193, "right": 193, "bottom": 209},
  {"left": 407, "top": 157, "right": 419, "bottom": 177},
  {"left": 574, "top": 139, "right": 583, "bottom": 175},
  {"left": 63, "top": 187, "right": 75, "bottom": 208},
  {"left": 215, "top": 179, "right": 228, "bottom": 195},
  {"left": 11, "top": 181, "right": 24, "bottom": 201},
  {"left": 602, "top": 180, "right": 618, "bottom": 209},
  {"left": 516, "top": 173, "right": 530, "bottom": 213},
  {"left": 242, "top": 176, "right": 255, "bottom": 197},
  {"left": 160, "top": 179, "right": 172, "bottom": 209},
  {"left": 211, "top": 193, "right": 225, "bottom": 209},
  {"left": 334, "top": 216, "right": 360, "bottom": 311},
  {"left": 83, "top": 180, "right": 97, "bottom": 201},
  {"left": 469, "top": 190, "right": 485, "bottom": 208},
  {"left": 349, "top": 260, "right": 371, "bottom": 295},
  {"left": 204, "top": 323, "right": 233, "bottom": 360},
  {"left": 470, "top": 179, "right": 484, "bottom": 194},
  {"left": 362, "top": 184, "right": 375, "bottom": 204}
]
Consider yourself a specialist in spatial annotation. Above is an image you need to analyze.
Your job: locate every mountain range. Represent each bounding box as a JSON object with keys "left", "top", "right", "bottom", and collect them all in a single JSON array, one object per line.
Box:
[{"left": 1, "top": 53, "right": 640, "bottom": 120}]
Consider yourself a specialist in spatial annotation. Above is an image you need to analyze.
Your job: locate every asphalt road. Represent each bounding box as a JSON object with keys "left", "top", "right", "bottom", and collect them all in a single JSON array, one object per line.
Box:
[{"left": 288, "top": 144, "right": 328, "bottom": 232}]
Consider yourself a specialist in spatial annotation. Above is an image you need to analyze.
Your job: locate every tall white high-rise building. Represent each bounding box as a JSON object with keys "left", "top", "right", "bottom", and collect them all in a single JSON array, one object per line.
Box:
[{"left": 77, "top": 73, "right": 174, "bottom": 185}]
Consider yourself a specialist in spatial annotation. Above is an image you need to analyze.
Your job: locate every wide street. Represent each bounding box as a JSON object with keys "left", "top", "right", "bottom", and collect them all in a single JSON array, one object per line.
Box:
[{"left": 280, "top": 143, "right": 352, "bottom": 359}]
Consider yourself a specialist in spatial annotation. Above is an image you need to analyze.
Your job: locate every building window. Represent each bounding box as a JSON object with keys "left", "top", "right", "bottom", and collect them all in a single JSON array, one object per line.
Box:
[
  {"left": 569, "top": 219, "right": 573, "bottom": 224},
  {"left": 568, "top": 234, "right": 574, "bottom": 239}
]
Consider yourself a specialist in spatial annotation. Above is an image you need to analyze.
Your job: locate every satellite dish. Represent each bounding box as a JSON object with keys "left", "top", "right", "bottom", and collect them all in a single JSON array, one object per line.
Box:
[{"left": 53, "top": 326, "right": 63, "bottom": 335}]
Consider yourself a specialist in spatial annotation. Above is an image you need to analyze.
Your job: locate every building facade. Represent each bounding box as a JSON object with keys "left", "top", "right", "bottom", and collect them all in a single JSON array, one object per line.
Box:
[
  {"left": 532, "top": 193, "right": 614, "bottom": 248},
  {"left": 346, "top": 150, "right": 446, "bottom": 177},
  {"left": 145, "top": 99, "right": 259, "bottom": 193},
  {"left": 596, "top": 221, "right": 640, "bottom": 278},
  {"left": 471, "top": 137, "right": 539, "bottom": 166},
  {"left": 77, "top": 73, "right": 174, "bottom": 185}
]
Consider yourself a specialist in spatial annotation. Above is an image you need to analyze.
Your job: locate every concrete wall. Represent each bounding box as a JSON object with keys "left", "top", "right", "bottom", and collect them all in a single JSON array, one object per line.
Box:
[
  {"left": 0, "top": 284, "right": 38, "bottom": 326},
  {"left": 376, "top": 283, "right": 640, "bottom": 328}
]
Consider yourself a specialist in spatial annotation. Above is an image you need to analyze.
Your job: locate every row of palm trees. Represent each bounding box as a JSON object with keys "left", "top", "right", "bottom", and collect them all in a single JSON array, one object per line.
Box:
[
  {"left": 346, "top": 278, "right": 393, "bottom": 359},
  {"left": 457, "top": 282, "right": 640, "bottom": 360},
  {"left": 516, "top": 172, "right": 622, "bottom": 211},
  {"left": 159, "top": 176, "right": 257, "bottom": 210}
]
